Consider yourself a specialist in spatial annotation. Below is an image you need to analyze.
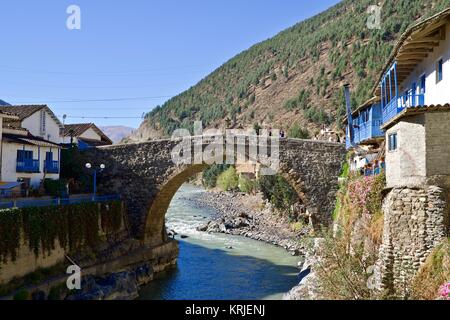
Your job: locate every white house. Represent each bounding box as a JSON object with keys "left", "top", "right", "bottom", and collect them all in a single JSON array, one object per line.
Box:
[
  {"left": 61, "top": 123, "right": 113, "bottom": 149},
  {"left": 376, "top": 8, "right": 450, "bottom": 124},
  {"left": 373, "top": 8, "right": 450, "bottom": 188},
  {"left": 0, "top": 105, "right": 63, "bottom": 191}
]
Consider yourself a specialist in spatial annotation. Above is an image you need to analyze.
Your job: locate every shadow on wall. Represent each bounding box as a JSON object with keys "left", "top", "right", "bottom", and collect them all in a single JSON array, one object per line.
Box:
[{"left": 137, "top": 241, "right": 299, "bottom": 300}]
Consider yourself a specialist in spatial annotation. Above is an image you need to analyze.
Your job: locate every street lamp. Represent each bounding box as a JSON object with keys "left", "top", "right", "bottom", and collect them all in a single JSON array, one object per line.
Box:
[{"left": 85, "top": 163, "right": 105, "bottom": 200}]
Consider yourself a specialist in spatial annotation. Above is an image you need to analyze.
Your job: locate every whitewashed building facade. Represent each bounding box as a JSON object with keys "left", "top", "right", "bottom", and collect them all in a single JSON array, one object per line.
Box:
[{"left": 0, "top": 105, "right": 63, "bottom": 190}]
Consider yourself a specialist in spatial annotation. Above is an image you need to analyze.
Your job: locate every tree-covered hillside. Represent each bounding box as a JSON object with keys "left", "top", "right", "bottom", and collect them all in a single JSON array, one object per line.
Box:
[{"left": 128, "top": 0, "right": 450, "bottom": 141}]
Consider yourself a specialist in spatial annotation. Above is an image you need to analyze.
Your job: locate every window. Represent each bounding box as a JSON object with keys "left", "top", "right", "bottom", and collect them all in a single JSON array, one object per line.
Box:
[
  {"left": 388, "top": 133, "right": 398, "bottom": 151},
  {"left": 40, "top": 110, "right": 46, "bottom": 135},
  {"left": 436, "top": 59, "right": 443, "bottom": 83},
  {"left": 45, "top": 152, "right": 53, "bottom": 161},
  {"left": 17, "top": 150, "right": 33, "bottom": 161}
]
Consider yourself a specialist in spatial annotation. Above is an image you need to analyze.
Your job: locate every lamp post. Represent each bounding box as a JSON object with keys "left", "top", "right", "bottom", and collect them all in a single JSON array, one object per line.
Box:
[{"left": 85, "top": 163, "right": 105, "bottom": 201}]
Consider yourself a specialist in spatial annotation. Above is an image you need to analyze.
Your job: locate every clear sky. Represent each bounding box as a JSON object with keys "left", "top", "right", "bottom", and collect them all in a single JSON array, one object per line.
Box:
[{"left": 0, "top": 0, "right": 340, "bottom": 128}]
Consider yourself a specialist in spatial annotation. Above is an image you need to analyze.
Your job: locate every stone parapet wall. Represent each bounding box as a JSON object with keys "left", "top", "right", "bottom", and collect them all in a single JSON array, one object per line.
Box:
[{"left": 375, "top": 185, "right": 449, "bottom": 296}]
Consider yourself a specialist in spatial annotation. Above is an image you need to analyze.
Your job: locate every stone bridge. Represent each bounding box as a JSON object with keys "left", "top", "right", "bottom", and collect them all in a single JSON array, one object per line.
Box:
[{"left": 84, "top": 137, "right": 346, "bottom": 246}]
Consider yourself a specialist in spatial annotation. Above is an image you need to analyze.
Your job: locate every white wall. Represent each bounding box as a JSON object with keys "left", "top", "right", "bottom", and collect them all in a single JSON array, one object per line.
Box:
[
  {"left": 61, "top": 136, "right": 79, "bottom": 144},
  {"left": 385, "top": 114, "right": 427, "bottom": 188},
  {"left": 397, "top": 23, "right": 450, "bottom": 105},
  {"left": 60, "top": 127, "right": 102, "bottom": 144},
  {"left": 1, "top": 142, "right": 60, "bottom": 188},
  {"left": 79, "top": 128, "right": 101, "bottom": 141},
  {"left": 21, "top": 109, "right": 61, "bottom": 144}
]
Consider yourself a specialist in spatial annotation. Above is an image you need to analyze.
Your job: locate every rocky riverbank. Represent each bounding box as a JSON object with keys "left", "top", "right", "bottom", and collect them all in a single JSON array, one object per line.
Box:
[{"left": 183, "top": 190, "right": 310, "bottom": 255}]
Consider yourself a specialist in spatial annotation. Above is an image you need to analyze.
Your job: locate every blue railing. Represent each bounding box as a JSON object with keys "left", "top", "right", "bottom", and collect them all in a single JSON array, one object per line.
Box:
[
  {"left": 44, "top": 160, "right": 59, "bottom": 173},
  {"left": 383, "top": 93, "right": 425, "bottom": 123},
  {"left": 0, "top": 194, "right": 120, "bottom": 209},
  {"left": 16, "top": 159, "right": 40, "bottom": 173},
  {"left": 363, "top": 163, "right": 385, "bottom": 177},
  {"left": 383, "top": 98, "right": 398, "bottom": 124},
  {"left": 350, "top": 119, "right": 384, "bottom": 146}
]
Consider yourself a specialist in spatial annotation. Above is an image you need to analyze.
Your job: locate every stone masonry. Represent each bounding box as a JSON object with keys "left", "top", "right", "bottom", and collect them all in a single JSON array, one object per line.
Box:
[
  {"left": 375, "top": 185, "right": 449, "bottom": 296},
  {"left": 83, "top": 137, "right": 346, "bottom": 246}
]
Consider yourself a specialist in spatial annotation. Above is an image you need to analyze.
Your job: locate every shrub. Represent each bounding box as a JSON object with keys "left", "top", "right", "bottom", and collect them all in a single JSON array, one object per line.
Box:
[
  {"left": 288, "top": 123, "right": 310, "bottom": 139},
  {"left": 315, "top": 231, "right": 380, "bottom": 300},
  {"left": 258, "top": 174, "right": 298, "bottom": 213},
  {"left": 410, "top": 239, "right": 450, "bottom": 300},
  {"left": 238, "top": 176, "right": 255, "bottom": 193},
  {"left": 13, "top": 290, "right": 29, "bottom": 300},
  {"left": 217, "top": 167, "right": 239, "bottom": 191},
  {"left": 43, "top": 179, "right": 67, "bottom": 197},
  {"left": 202, "top": 164, "right": 230, "bottom": 189}
]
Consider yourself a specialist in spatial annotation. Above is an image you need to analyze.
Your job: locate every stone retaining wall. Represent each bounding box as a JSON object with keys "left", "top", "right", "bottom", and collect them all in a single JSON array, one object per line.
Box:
[{"left": 375, "top": 185, "right": 449, "bottom": 296}]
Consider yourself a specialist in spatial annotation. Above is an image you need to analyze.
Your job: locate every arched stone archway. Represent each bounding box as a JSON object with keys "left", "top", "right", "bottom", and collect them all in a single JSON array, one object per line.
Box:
[{"left": 82, "top": 138, "right": 345, "bottom": 246}]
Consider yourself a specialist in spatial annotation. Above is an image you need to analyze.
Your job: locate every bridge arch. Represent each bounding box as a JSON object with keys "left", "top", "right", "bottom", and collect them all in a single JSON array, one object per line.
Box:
[
  {"left": 143, "top": 162, "right": 313, "bottom": 246},
  {"left": 83, "top": 138, "right": 346, "bottom": 246}
]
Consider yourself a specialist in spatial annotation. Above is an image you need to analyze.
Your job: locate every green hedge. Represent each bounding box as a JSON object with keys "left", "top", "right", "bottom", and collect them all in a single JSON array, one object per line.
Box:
[{"left": 0, "top": 201, "right": 123, "bottom": 263}]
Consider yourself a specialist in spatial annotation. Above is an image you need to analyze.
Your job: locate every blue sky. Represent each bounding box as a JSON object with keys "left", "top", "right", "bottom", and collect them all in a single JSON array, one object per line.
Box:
[{"left": 0, "top": 0, "right": 340, "bottom": 128}]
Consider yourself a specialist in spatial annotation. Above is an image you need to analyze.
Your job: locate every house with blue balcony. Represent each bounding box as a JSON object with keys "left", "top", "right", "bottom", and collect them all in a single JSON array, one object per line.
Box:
[
  {"left": 343, "top": 96, "right": 385, "bottom": 175},
  {"left": 374, "top": 8, "right": 450, "bottom": 125},
  {"left": 0, "top": 105, "right": 63, "bottom": 191},
  {"left": 373, "top": 8, "right": 450, "bottom": 188},
  {"left": 345, "top": 97, "right": 384, "bottom": 150}
]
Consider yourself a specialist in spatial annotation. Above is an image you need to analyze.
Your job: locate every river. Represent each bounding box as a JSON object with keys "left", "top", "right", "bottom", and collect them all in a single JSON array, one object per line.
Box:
[{"left": 138, "top": 184, "right": 300, "bottom": 300}]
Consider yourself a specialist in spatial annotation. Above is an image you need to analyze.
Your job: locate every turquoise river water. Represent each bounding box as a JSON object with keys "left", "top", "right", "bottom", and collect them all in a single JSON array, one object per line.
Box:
[{"left": 138, "top": 184, "right": 300, "bottom": 300}]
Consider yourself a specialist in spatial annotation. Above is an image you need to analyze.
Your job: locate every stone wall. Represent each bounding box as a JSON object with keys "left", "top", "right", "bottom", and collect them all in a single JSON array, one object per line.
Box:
[
  {"left": 0, "top": 202, "right": 127, "bottom": 285},
  {"left": 375, "top": 185, "right": 449, "bottom": 296}
]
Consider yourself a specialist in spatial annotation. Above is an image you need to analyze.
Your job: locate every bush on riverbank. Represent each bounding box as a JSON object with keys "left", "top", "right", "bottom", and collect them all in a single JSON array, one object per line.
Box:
[
  {"left": 314, "top": 173, "right": 386, "bottom": 299},
  {"left": 217, "top": 167, "right": 239, "bottom": 191},
  {"left": 259, "top": 174, "right": 298, "bottom": 214},
  {"left": 202, "top": 164, "right": 231, "bottom": 189},
  {"left": 201, "top": 166, "right": 303, "bottom": 222}
]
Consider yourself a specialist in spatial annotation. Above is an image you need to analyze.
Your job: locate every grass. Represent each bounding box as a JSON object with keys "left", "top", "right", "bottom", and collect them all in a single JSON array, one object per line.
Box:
[{"left": 411, "top": 239, "right": 450, "bottom": 300}]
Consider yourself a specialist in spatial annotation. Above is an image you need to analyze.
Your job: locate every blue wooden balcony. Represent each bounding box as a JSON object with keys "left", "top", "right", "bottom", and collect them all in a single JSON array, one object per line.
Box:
[
  {"left": 382, "top": 93, "right": 424, "bottom": 124},
  {"left": 16, "top": 159, "right": 40, "bottom": 173},
  {"left": 44, "top": 160, "right": 59, "bottom": 174},
  {"left": 358, "top": 119, "right": 384, "bottom": 143},
  {"left": 346, "top": 102, "right": 383, "bottom": 149}
]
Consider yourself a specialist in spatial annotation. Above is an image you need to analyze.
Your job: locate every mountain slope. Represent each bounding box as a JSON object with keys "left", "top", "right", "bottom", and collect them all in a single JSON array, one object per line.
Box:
[
  {"left": 99, "top": 126, "right": 134, "bottom": 144},
  {"left": 0, "top": 99, "right": 10, "bottom": 106},
  {"left": 128, "top": 0, "right": 450, "bottom": 142}
]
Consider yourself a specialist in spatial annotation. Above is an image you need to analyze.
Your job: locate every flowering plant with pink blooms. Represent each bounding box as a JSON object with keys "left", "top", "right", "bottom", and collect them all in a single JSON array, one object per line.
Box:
[
  {"left": 438, "top": 282, "right": 450, "bottom": 300},
  {"left": 346, "top": 174, "right": 384, "bottom": 216}
]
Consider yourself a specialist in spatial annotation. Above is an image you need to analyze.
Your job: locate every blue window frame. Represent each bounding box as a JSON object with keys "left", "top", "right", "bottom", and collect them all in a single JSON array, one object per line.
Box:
[
  {"left": 388, "top": 133, "right": 398, "bottom": 151},
  {"left": 17, "top": 150, "right": 33, "bottom": 161},
  {"left": 437, "top": 59, "right": 443, "bottom": 83},
  {"left": 45, "top": 151, "right": 53, "bottom": 161}
]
